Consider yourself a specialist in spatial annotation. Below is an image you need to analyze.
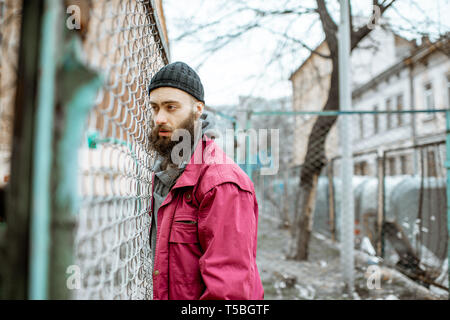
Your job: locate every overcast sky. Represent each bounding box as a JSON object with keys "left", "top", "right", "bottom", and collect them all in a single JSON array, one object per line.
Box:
[{"left": 163, "top": 0, "right": 449, "bottom": 107}]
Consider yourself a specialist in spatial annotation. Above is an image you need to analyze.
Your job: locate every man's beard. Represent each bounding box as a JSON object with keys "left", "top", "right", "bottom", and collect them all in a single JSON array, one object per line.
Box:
[{"left": 148, "top": 112, "right": 197, "bottom": 165}]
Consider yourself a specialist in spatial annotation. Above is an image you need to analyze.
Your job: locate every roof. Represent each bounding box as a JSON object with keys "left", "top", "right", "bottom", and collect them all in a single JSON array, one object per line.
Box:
[
  {"left": 288, "top": 25, "right": 416, "bottom": 83},
  {"left": 352, "top": 35, "right": 449, "bottom": 99},
  {"left": 289, "top": 41, "right": 329, "bottom": 81}
]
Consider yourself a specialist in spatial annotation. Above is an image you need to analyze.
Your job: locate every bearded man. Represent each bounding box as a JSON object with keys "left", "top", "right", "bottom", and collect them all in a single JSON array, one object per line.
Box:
[{"left": 147, "top": 61, "right": 264, "bottom": 300}]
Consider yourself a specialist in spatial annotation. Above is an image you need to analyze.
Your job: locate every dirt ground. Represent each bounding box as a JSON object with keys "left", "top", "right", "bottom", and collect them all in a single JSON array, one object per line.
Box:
[{"left": 256, "top": 205, "right": 449, "bottom": 300}]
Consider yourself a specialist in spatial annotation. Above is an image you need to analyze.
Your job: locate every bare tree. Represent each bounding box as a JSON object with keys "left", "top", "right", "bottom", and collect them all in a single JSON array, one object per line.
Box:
[{"left": 289, "top": 0, "right": 397, "bottom": 260}]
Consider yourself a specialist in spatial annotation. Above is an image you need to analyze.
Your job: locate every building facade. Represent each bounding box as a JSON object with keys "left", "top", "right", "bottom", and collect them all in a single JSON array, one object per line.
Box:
[
  {"left": 290, "top": 24, "right": 449, "bottom": 177},
  {"left": 352, "top": 36, "right": 449, "bottom": 177}
]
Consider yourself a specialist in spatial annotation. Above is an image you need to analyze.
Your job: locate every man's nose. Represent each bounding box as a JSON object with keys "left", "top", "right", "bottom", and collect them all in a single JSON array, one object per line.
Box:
[{"left": 154, "top": 111, "right": 168, "bottom": 125}]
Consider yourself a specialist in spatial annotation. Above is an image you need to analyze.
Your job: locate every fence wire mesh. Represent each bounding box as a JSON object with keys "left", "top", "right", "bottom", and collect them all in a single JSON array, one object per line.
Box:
[
  {"left": 73, "top": 0, "right": 166, "bottom": 300},
  {"left": 382, "top": 142, "right": 448, "bottom": 290}
]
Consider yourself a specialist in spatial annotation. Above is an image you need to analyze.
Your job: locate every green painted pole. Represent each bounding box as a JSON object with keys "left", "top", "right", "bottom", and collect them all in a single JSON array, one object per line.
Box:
[
  {"left": 1, "top": 0, "right": 44, "bottom": 299},
  {"left": 245, "top": 112, "right": 252, "bottom": 180},
  {"left": 29, "top": 0, "right": 60, "bottom": 300},
  {"left": 252, "top": 109, "right": 450, "bottom": 116},
  {"left": 233, "top": 121, "right": 238, "bottom": 163},
  {"left": 445, "top": 111, "right": 450, "bottom": 298},
  {"left": 49, "top": 36, "right": 103, "bottom": 299}
]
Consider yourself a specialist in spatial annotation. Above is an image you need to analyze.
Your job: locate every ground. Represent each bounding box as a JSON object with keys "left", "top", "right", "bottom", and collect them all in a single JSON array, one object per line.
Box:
[{"left": 256, "top": 204, "right": 448, "bottom": 300}]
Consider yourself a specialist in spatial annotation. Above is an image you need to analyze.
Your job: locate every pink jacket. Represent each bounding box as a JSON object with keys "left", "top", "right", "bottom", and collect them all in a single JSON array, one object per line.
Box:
[{"left": 150, "top": 137, "right": 264, "bottom": 300}]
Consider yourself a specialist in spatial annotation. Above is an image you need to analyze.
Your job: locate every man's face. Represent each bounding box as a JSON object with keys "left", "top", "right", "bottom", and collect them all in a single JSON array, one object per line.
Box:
[{"left": 149, "top": 87, "right": 203, "bottom": 159}]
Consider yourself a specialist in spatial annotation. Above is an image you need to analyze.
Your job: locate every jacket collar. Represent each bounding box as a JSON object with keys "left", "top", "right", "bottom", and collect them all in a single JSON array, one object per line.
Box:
[{"left": 156, "top": 137, "right": 213, "bottom": 208}]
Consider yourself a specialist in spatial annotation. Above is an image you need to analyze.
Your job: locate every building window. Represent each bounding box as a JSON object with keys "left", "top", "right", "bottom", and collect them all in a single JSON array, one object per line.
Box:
[
  {"left": 400, "top": 154, "right": 409, "bottom": 175},
  {"left": 373, "top": 105, "right": 379, "bottom": 134},
  {"left": 424, "top": 82, "right": 434, "bottom": 110},
  {"left": 396, "top": 94, "right": 404, "bottom": 126},
  {"left": 386, "top": 98, "right": 392, "bottom": 129},
  {"left": 354, "top": 163, "right": 361, "bottom": 175},
  {"left": 361, "top": 161, "right": 370, "bottom": 176},
  {"left": 427, "top": 150, "right": 437, "bottom": 177},
  {"left": 388, "top": 157, "right": 396, "bottom": 176},
  {"left": 354, "top": 161, "right": 369, "bottom": 176}
]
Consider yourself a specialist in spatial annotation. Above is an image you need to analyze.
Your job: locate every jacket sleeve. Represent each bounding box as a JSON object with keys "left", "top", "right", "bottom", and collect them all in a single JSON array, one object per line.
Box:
[{"left": 197, "top": 182, "right": 259, "bottom": 300}]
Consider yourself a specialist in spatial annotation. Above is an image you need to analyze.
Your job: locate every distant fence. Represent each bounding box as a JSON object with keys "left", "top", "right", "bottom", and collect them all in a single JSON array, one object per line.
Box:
[
  {"left": 382, "top": 142, "right": 448, "bottom": 289},
  {"left": 254, "top": 111, "right": 449, "bottom": 297}
]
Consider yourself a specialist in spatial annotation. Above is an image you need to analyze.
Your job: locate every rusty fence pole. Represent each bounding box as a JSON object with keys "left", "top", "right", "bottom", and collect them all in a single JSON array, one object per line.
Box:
[
  {"left": 376, "top": 154, "right": 385, "bottom": 258},
  {"left": 445, "top": 111, "right": 450, "bottom": 298},
  {"left": 1, "top": 0, "right": 44, "bottom": 300},
  {"left": 327, "top": 159, "right": 336, "bottom": 242}
]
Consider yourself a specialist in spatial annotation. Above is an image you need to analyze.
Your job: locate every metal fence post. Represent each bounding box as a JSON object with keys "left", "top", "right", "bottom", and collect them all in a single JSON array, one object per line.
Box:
[
  {"left": 338, "top": 0, "right": 355, "bottom": 294},
  {"left": 1, "top": 0, "right": 44, "bottom": 300},
  {"left": 30, "top": 1, "right": 103, "bottom": 299},
  {"left": 245, "top": 111, "right": 253, "bottom": 180},
  {"left": 327, "top": 159, "right": 336, "bottom": 242},
  {"left": 377, "top": 154, "right": 386, "bottom": 257},
  {"left": 233, "top": 120, "right": 238, "bottom": 163},
  {"left": 28, "top": 0, "right": 61, "bottom": 300},
  {"left": 445, "top": 110, "right": 450, "bottom": 297},
  {"left": 48, "top": 36, "right": 103, "bottom": 299}
]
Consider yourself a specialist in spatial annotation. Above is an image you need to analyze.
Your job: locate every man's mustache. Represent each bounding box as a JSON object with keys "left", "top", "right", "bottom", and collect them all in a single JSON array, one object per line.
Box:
[{"left": 154, "top": 124, "right": 174, "bottom": 133}]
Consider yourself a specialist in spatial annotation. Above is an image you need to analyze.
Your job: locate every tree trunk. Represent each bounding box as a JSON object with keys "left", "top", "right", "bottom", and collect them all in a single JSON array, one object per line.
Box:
[
  {"left": 288, "top": 57, "right": 339, "bottom": 261},
  {"left": 289, "top": 173, "right": 319, "bottom": 259}
]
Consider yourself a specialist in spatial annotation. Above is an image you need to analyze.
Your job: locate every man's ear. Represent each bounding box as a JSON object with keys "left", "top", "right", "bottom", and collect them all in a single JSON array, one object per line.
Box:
[{"left": 195, "top": 101, "right": 204, "bottom": 120}]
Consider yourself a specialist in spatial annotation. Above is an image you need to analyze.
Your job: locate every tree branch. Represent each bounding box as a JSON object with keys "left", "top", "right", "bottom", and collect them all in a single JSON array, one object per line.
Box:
[
  {"left": 246, "top": 7, "right": 317, "bottom": 17},
  {"left": 173, "top": 5, "right": 251, "bottom": 42},
  {"left": 316, "top": 0, "right": 338, "bottom": 55},
  {"left": 261, "top": 26, "right": 332, "bottom": 59},
  {"left": 351, "top": 0, "right": 397, "bottom": 51},
  {"left": 349, "top": 0, "right": 354, "bottom": 32},
  {"left": 194, "top": 22, "right": 261, "bottom": 69}
]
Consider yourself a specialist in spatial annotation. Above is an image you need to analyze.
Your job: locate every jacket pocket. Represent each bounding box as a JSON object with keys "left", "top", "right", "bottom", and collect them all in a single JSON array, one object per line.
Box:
[
  {"left": 174, "top": 220, "right": 197, "bottom": 225},
  {"left": 168, "top": 212, "right": 202, "bottom": 287},
  {"left": 169, "top": 217, "right": 199, "bottom": 244}
]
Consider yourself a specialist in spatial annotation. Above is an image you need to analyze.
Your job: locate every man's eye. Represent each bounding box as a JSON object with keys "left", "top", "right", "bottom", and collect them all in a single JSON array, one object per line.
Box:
[{"left": 168, "top": 105, "right": 176, "bottom": 110}]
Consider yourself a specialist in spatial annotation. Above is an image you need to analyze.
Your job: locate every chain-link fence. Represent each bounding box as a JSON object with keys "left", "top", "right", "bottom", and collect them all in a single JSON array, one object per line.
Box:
[
  {"left": 73, "top": 0, "right": 167, "bottom": 300},
  {"left": 382, "top": 142, "right": 448, "bottom": 291}
]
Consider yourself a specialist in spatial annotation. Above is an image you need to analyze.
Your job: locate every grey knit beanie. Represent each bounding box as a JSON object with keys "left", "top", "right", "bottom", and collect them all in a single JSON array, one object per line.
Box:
[{"left": 148, "top": 61, "right": 205, "bottom": 103}]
